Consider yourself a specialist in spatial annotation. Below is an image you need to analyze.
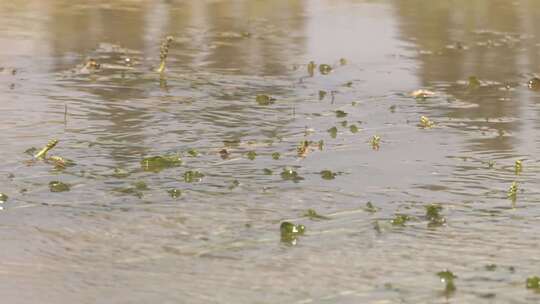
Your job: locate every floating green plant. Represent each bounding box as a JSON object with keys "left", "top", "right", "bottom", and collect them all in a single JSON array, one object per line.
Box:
[
  {"left": 339, "top": 58, "right": 347, "bottom": 65},
  {"left": 246, "top": 151, "right": 257, "bottom": 160},
  {"left": 256, "top": 94, "right": 276, "bottom": 105},
  {"left": 340, "top": 120, "right": 348, "bottom": 127},
  {"left": 468, "top": 76, "right": 481, "bottom": 88},
  {"left": 187, "top": 149, "right": 199, "bottom": 157},
  {"left": 335, "top": 110, "right": 347, "bottom": 118},
  {"left": 437, "top": 270, "right": 457, "bottom": 294},
  {"left": 280, "top": 168, "right": 304, "bottom": 182},
  {"left": 365, "top": 201, "right": 378, "bottom": 213},
  {"left": 263, "top": 168, "right": 273, "bottom": 175},
  {"left": 390, "top": 214, "right": 410, "bottom": 226},
  {"left": 49, "top": 181, "right": 70, "bottom": 192},
  {"left": 515, "top": 160, "right": 522, "bottom": 175},
  {"left": 487, "top": 160, "right": 496, "bottom": 169},
  {"left": 319, "top": 64, "right": 332, "bottom": 75},
  {"left": 157, "top": 36, "right": 174, "bottom": 74},
  {"left": 141, "top": 155, "right": 182, "bottom": 172},
  {"left": 425, "top": 204, "right": 446, "bottom": 227},
  {"left": 168, "top": 189, "right": 182, "bottom": 198},
  {"left": 304, "top": 209, "right": 330, "bottom": 220},
  {"left": 328, "top": 127, "right": 338, "bottom": 138},
  {"left": 307, "top": 61, "right": 316, "bottom": 76},
  {"left": 508, "top": 181, "right": 518, "bottom": 200},
  {"left": 297, "top": 140, "right": 310, "bottom": 158},
  {"left": 280, "top": 221, "right": 306, "bottom": 245},
  {"left": 485, "top": 264, "right": 497, "bottom": 271},
  {"left": 370, "top": 135, "right": 381, "bottom": 150},
  {"left": 350, "top": 125, "right": 359, "bottom": 133},
  {"left": 34, "top": 139, "right": 58, "bottom": 159},
  {"left": 320, "top": 170, "right": 337, "bottom": 180},
  {"left": 526, "top": 276, "right": 540, "bottom": 290},
  {"left": 419, "top": 116, "right": 435, "bottom": 128},
  {"left": 271, "top": 152, "right": 281, "bottom": 160},
  {"left": 528, "top": 77, "right": 540, "bottom": 90},
  {"left": 228, "top": 179, "right": 240, "bottom": 190},
  {"left": 319, "top": 90, "right": 327, "bottom": 100},
  {"left": 0, "top": 193, "right": 7, "bottom": 203},
  {"left": 183, "top": 170, "right": 204, "bottom": 183}
]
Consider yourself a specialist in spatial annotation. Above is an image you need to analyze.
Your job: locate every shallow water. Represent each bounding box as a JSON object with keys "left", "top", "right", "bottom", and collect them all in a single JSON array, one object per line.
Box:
[{"left": 1, "top": 0, "right": 540, "bottom": 303}]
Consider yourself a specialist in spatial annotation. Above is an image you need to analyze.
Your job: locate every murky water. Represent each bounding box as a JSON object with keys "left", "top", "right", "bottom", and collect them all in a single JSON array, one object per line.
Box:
[{"left": 2, "top": 0, "right": 540, "bottom": 303}]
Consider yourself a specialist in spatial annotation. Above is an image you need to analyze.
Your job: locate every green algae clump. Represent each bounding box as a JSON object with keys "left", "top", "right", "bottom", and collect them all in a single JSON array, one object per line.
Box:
[
  {"left": 0, "top": 193, "right": 7, "bottom": 203},
  {"left": 280, "top": 221, "right": 306, "bottom": 245},
  {"left": 183, "top": 170, "right": 204, "bottom": 183},
  {"left": 437, "top": 270, "right": 457, "bottom": 294},
  {"left": 168, "top": 189, "right": 182, "bottom": 198},
  {"left": 256, "top": 94, "right": 275, "bottom": 105},
  {"left": 141, "top": 155, "right": 182, "bottom": 172},
  {"left": 320, "top": 170, "right": 337, "bottom": 180},
  {"left": 49, "top": 181, "right": 70, "bottom": 192},
  {"left": 280, "top": 168, "right": 304, "bottom": 182},
  {"left": 390, "top": 214, "right": 410, "bottom": 226},
  {"left": 425, "top": 204, "right": 446, "bottom": 227},
  {"left": 526, "top": 276, "right": 540, "bottom": 290}
]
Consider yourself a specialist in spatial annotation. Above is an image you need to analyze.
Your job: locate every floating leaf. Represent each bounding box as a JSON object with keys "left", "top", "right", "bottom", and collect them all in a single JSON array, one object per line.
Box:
[
  {"left": 246, "top": 151, "right": 257, "bottom": 160},
  {"left": 320, "top": 170, "right": 337, "bottom": 180},
  {"left": 335, "top": 110, "right": 347, "bottom": 118},
  {"left": 425, "top": 204, "right": 446, "bottom": 227},
  {"left": 527, "top": 276, "right": 540, "bottom": 290},
  {"left": 350, "top": 125, "right": 359, "bottom": 133},
  {"left": 280, "top": 168, "right": 304, "bottom": 182},
  {"left": 390, "top": 214, "right": 410, "bottom": 226},
  {"left": 280, "top": 221, "right": 306, "bottom": 245},
  {"left": 515, "top": 160, "right": 522, "bottom": 175},
  {"left": 340, "top": 120, "right": 348, "bottom": 127},
  {"left": 437, "top": 270, "right": 457, "bottom": 294},
  {"left": 327, "top": 127, "right": 338, "bottom": 138},
  {"left": 168, "top": 189, "right": 182, "bottom": 198},
  {"left": 141, "top": 155, "right": 182, "bottom": 172},
  {"left": 34, "top": 139, "right": 58, "bottom": 159},
  {"left": 419, "top": 116, "right": 435, "bottom": 128},
  {"left": 370, "top": 135, "right": 381, "bottom": 150},
  {"left": 319, "top": 64, "right": 332, "bottom": 75},
  {"left": 410, "top": 89, "right": 435, "bottom": 99},
  {"left": 271, "top": 152, "right": 281, "bottom": 160},
  {"left": 256, "top": 94, "right": 275, "bottom": 105},
  {"left": 184, "top": 170, "right": 204, "bottom": 183},
  {"left": 307, "top": 61, "right": 316, "bottom": 77},
  {"left": 528, "top": 77, "right": 540, "bottom": 90},
  {"left": 49, "top": 181, "right": 70, "bottom": 192},
  {"left": 304, "top": 209, "right": 330, "bottom": 220},
  {"left": 187, "top": 149, "right": 199, "bottom": 157}
]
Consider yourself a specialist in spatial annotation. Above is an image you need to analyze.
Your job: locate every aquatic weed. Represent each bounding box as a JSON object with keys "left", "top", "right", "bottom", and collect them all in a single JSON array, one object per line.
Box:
[
  {"left": 271, "top": 152, "right": 281, "bottom": 160},
  {"left": 370, "top": 135, "right": 381, "bottom": 150},
  {"left": 419, "top": 116, "right": 435, "bottom": 128},
  {"left": 280, "top": 221, "right": 306, "bottom": 245},
  {"left": 526, "top": 276, "right": 540, "bottom": 290},
  {"left": 437, "top": 270, "right": 457, "bottom": 294},
  {"left": 280, "top": 168, "right": 304, "bottom": 182},
  {"left": 256, "top": 94, "right": 275, "bottom": 106},
  {"left": 425, "top": 204, "right": 446, "bottom": 227},
  {"left": 34, "top": 139, "right": 58, "bottom": 159},
  {"left": 49, "top": 181, "right": 70, "bottom": 192},
  {"left": 157, "top": 36, "right": 174, "bottom": 73},
  {"left": 515, "top": 160, "right": 522, "bottom": 175},
  {"left": 303, "top": 209, "right": 330, "bottom": 220},
  {"left": 168, "top": 189, "right": 182, "bottom": 198},
  {"left": 141, "top": 155, "right": 182, "bottom": 172},
  {"left": 320, "top": 170, "right": 337, "bottom": 180},
  {"left": 246, "top": 151, "right": 257, "bottom": 160},
  {"left": 183, "top": 170, "right": 204, "bottom": 183},
  {"left": 319, "top": 64, "right": 332, "bottom": 75}
]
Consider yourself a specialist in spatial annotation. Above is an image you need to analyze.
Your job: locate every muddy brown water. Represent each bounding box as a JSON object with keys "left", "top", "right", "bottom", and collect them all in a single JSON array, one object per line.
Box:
[{"left": 1, "top": 1, "right": 540, "bottom": 303}]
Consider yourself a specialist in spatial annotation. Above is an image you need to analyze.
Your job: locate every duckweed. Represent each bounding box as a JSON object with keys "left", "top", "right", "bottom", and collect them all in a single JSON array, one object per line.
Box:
[
  {"left": 141, "top": 155, "right": 182, "bottom": 172},
  {"left": 184, "top": 170, "right": 204, "bottom": 183},
  {"left": 307, "top": 61, "right": 316, "bottom": 76},
  {"left": 468, "top": 76, "right": 481, "bottom": 88},
  {"left": 271, "top": 152, "right": 281, "bottom": 160},
  {"left": 49, "top": 181, "right": 70, "bottom": 192},
  {"left": 280, "top": 168, "right": 304, "bottom": 182},
  {"left": 350, "top": 124, "right": 359, "bottom": 133},
  {"left": 320, "top": 170, "right": 337, "bottom": 180},
  {"left": 246, "top": 151, "right": 257, "bottom": 160},
  {"left": 390, "top": 214, "right": 410, "bottom": 226},
  {"left": 319, "top": 90, "right": 327, "bottom": 100},
  {"left": 437, "top": 270, "right": 457, "bottom": 294},
  {"left": 526, "top": 276, "right": 540, "bottom": 290},
  {"left": 328, "top": 127, "right": 338, "bottom": 138},
  {"left": 168, "top": 189, "right": 182, "bottom": 198},
  {"left": 335, "top": 110, "right": 347, "bottom": 118},
  {"left": 256, "top": 94, "right": 275, "bottom": 105},
  {"left": 319, "top": 64, "right": 332, "bottom": 75}
]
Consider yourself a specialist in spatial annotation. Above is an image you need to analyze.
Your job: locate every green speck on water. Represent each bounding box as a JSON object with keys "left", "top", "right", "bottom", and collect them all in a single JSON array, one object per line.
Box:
[
  {"left": 328, "top": 127, "right": 338, "bottom": 138},
  {"left": 246, "top": 151, "right": 257, "bottom": 160},
  {"left": 133, "top": 181, "right": 149, "bottom": 191},
  {"left": 280, "top": 221, "right": 306, "bottom": 244},
  {"left": 468, "top": 75, "right": 481, "bottom": 88},
  {"left": 141, "top": 155, "right": 182, "bottom": 172},
  {"left": 263, "top": 168, "right": 273, "bottom": 175},
  {"left": 515, "top": 160, "right": 522, "bottom": 175},
  {"left": 350, "top": 125, "right": 359, "bottom": 133},
  {"left": 340, "top": 120, "right": 348, "bottom": 127},
  {"left": 390, "top": 214, "right": 410, "bottom": 226},
  {"left": 113, "top": 168, "right": 130, "bottom": 178},
  {"left": 318, "top": 140, "right": 324, "bottom": 150},
  {"left": 527, "top": 276, "right": 540, "bottom": 290},
  {"left": 229, "top": 179, "right": 240, "bottom": 190},
  {"left": 271, "top": 152, "right": 280, "bottom": 160},
  {"left": 187, "top": 149, "right": 199, "bottom": 157},
  {"left": 304, "top": 209, "right": 330, "bottom": 220},
  {"left": 168, "top": 189, "right": 182, "bottom": 198},
  {"left": 319, "top": 90, "right": 327, "bottom": 100},
  {"left": 336, "top": 110, "right": 347, "bottom": 118},
  {"left": 528, "top": 77, "right": 540, "bottom": 90},
  {"left": 485, "top": 264, "right": 497, "bottom": 271},
  {"left": 365, "top": 201, "right": 378, "bottom": 213},
  {"left": 307, "top": 61, "right": 316, "bottom": 76},
  {"left": 256, "top": 94, "right": 275, "bottom": 105},
  {"left": 320, "top": 170, "right": 337, "bottom": 180},
  {"left": 319, "top": 64, "right": 332, "bottom": 75},
  {"left": 184, "top": 170, "right": 204, "bottom": 183},
  {"left": 0, "top": 193, "right": 7, "bottom": 203},
  {"left": 425, "top": 204, "right": 446, "bottom": 227},
  {"left": 280, "top": 168, "right": 304, "bottom": 182},
  {"left": 49, "top": 181, "right": 70, "bottom": 192},
  {"left": 339, "top": 58, "right": 347, "bottom": 65},
  {"left": 438, "top": 270, "right": 457, "bottom": 294}
]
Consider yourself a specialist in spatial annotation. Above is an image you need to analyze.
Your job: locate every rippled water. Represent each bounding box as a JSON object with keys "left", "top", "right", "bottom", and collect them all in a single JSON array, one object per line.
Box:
[{"left": 2, "top": 0, "right": 540, "bottom": 303}]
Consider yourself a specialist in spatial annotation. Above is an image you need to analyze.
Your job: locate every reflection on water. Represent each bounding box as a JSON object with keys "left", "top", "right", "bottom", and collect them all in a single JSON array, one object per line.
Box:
[{"left": 1, "top": 1, "right": 540, "bottom": 303}]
